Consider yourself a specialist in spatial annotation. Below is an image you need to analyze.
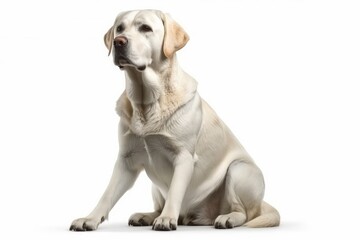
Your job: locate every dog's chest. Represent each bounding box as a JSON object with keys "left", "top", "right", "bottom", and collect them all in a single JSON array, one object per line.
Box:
[
  {"left": 118, "top": 94, "right": 179, "bottom": 137},
  {"left": 129, "top": 105, "right": 165, "bottom": 136},
  {"left": 140, "top": 134, "right": 178, "bottom": 187}
]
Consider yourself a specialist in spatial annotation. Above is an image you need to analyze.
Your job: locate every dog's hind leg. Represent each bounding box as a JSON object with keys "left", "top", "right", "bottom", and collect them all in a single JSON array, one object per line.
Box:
[{"left": 214, "top": 160, "right": 264, "bottom": 229}]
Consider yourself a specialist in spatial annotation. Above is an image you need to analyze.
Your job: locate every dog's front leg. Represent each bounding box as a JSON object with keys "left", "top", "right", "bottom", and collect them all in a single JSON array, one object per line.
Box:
[
  {"left": 70, "top": 154, "right": 141, "bottom": 231},
  {"left": 152, "top": 150, "right": 194, "bottom": 231}
]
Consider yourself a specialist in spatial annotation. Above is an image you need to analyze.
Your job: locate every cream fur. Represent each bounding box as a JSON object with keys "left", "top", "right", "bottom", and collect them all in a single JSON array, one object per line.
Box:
[{"left": 70, "top": 9, "right": 279, "bottom": 231}]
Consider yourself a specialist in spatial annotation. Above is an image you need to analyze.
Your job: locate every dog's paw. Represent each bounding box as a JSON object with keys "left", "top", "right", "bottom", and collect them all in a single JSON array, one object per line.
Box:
[
  {"left": 214, "top": 215, "right": 235, "bottom": 229},
  {"left": 69, "top": 217, "right": 104, "bottom": 231},
  {"left": 129, "top": 211, "right": 160, "bottom": 226},
  {"left": 152, "top": 216, "right": 177, "bottom": 231},
  {"left": 214, "top": 212, "right": 246, "bottom": 229}
]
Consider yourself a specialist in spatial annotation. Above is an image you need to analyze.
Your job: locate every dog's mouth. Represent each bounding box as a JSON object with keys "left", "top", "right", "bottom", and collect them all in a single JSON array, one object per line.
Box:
[{"left": 115, "top": 55, "right": 146, "bottom": 71}]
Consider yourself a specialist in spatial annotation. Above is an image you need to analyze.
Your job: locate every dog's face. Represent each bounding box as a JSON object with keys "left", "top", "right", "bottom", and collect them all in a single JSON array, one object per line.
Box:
[
  {"left": 110, "top": 10, "right": 164, "bottom": 71},
  {"left": 104, "top": 10, "right": 189, "bottom": 71}
]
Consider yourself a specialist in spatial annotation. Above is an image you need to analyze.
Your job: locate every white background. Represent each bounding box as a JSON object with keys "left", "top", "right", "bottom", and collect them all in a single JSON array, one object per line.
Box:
[{"left": 1, "top": 0, "right": 359, "bottom": 239}]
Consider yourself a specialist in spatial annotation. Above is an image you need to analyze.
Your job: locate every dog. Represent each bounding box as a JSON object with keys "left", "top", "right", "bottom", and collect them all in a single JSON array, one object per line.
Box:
[{"left": 70, "top": 9, "right": 280, "bottom": 231}]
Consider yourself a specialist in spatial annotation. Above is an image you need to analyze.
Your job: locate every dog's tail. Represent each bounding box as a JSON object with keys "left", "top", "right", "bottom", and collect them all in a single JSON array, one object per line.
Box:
[{"left": 244, "top": 201, "right": 280, "bottom": 228}]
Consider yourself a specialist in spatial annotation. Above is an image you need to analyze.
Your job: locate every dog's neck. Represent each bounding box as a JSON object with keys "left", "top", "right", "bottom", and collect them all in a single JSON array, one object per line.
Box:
[
  {"left": 123, "top": 56, "right": 197, "bottom": 114},
  {"left": 124, "top": 67, "right": 163, "bottom": 106},
  {"left": 116, "top": 55, "right": 198, "bottom": 135}
]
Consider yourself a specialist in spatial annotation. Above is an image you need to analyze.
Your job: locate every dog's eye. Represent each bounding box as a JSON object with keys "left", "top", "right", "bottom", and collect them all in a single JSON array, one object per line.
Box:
[
  {"left": 139, "top": 24, "right": 153, "bottom": 33},
  {"left": 116, "top": 24, "right": 124, "bottom": 33}
]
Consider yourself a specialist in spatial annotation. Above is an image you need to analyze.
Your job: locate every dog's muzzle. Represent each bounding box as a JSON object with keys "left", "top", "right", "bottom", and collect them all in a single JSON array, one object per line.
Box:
[
  {"left": 113, "top": 36, "right": 129, "bottom": 69},
  {"left": 113, "top": 36, "right": 146, "bottom": 71}
]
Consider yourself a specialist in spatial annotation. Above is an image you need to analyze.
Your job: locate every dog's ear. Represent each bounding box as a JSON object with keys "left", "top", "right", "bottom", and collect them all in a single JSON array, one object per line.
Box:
[
  {"left": 104, "top": 26, "right": 114, "bottom": 56},
  {"left": 161, "top": 13, "right": 189, "bottom": 59}
]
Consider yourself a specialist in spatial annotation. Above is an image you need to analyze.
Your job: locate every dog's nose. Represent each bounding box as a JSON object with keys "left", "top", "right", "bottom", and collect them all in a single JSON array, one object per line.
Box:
[{"left": 114, "top": 36, "right": 128, "bottom": 48}]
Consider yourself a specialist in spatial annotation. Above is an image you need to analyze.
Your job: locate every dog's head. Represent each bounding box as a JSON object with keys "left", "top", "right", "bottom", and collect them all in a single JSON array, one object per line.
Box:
[{"left": 104, "top": 10, "right": 189, "bottom": 71}]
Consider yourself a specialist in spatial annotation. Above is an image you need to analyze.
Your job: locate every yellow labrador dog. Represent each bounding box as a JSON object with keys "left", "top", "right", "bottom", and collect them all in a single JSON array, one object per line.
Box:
[{"left": 70, "top": 9, "right": 280, "bottom": 231}]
